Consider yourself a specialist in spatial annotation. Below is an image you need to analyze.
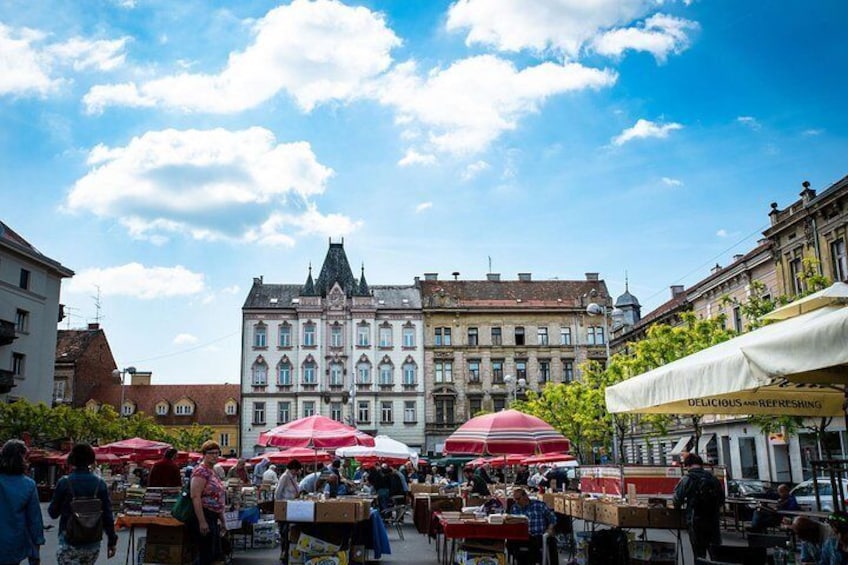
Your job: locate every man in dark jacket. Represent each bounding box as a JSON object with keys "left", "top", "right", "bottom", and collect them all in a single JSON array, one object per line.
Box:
[
  {"left": 463, "top": 466, "right": 490, "bottom": 496},
  {"left": 673, "top": 453, "right": 724, "bottom": 559},
  {"left": 148, "top": 448, "right": 182, "bottom": 488}
]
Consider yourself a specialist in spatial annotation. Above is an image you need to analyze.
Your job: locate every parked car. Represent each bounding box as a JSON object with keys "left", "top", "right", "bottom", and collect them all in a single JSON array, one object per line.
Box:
[
  {"left": 790, "top": 477, "right": 848, "bottom": 511},
  {"left": 727, "top": 479, "right": 778, "bottom": 500}
]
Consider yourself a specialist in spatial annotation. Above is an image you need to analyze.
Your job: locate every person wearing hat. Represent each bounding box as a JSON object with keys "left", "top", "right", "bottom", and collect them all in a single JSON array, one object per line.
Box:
[{"left": 821, "top": 511, "right": 848, "bottom": 564}]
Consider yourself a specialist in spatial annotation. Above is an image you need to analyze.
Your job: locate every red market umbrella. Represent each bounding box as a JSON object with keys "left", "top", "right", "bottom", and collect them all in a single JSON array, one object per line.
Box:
[
  {"left": 100, "top": 437, "right": 172, "bottom": 458},
  {"left": 258, "top": 415, "right": 375, "bottom": 450},
  {"left": 249, "top": 447, "right": 332, "bottom": 465},
  {"left": 49, "top": 451, "right": 123, "bottom": 466},
  {"left": 444, "top": 409, "right": 570, "bottom": 456},
  {"left": 521, "top": 452, "right": 576, "bottom": 465}
]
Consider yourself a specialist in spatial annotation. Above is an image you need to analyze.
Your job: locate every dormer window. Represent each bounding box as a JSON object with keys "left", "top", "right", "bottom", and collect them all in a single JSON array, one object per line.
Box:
[
  {"left": 85, "top": 400, "right": 100, "bottom": 412},
  {"left": 155, "top": 401, "right": 169, "bottom": 416},
  {"left": 121, "top": 402, "right": 136, "bottom": 416},
  {"left": 175, "top": 401, "right": 194, "bottom": 416},
  {"left": 224, "top": 400, "right": 238, "bottom": 416}
]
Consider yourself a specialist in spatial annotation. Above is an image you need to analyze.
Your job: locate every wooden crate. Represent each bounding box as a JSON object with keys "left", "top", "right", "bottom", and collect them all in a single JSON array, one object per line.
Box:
[{"left": 648, "top": 507, "right": 685, "bottom": 529}]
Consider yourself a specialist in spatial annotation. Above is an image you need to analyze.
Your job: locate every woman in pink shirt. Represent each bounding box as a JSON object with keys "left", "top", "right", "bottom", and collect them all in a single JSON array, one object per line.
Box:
[{"left": 189, "top": 440, "right": 226, "bottom": 564}]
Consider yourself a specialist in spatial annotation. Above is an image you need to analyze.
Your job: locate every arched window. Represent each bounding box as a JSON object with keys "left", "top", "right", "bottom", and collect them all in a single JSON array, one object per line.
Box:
[
  {"left": 279, "top": 322, "right": 292, "bottom": 348},
  {"left": 356, "top": 356, "right": 371, "bottom": 385},
  {"left": 252, "top": 357, "right": 268, "bottom": 386},
  {"left": 378, "top": 361, "right": 393, "bottom": 386},
  {"left": 155, "top": 401, "right": 169, "bottom": 416},
  {"left": 302, "top": 358, "right": 317, "bottom": 384},
  {"left": 402, "top": 359, "right": 417, "bottom": 386},
  {"left": 277, "top": 357, "right": 292, "bottom": 386},
  {"left": 254, "top": 322, "right": 267, "bottom": 348},
  {"left": 303, "top": 321, "right": 316, "bottom": 347}
]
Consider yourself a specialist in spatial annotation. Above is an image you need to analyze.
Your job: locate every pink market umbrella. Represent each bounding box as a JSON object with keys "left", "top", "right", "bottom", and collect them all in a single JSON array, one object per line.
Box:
[
  {"left": 522, "top": 452, "right": 576, "bottom": 465},
  {"left": 444, "top": 409, "right": 570, "bottom": 456},
  {"left": 50, "top": 451, "right": 122, "bottom": 466},
  {"left": 100, "top": 437, "right": 172, "bottom": 458},
  {"left": 258, "top": 415, "right": 375, "bottom": 450},
  {"left": 249, "top": 447, "right": 332, "bottom": 465}
]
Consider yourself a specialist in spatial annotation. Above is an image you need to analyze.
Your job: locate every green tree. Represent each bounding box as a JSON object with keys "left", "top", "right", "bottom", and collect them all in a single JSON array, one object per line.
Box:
[{"left": 165, "top": 424, "right": 215, "bottom": 452}]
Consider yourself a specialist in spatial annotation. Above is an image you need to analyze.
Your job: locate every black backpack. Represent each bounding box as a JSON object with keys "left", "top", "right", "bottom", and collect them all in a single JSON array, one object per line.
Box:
[
  {"left": 588, "top": 527, "right": 630, "bottom": 565},
  {"left": 65, "top": 477, "right": 104, "bottom": 546},
  {"left": 692, "top": 472, "right": 724, "bottom": 513}
]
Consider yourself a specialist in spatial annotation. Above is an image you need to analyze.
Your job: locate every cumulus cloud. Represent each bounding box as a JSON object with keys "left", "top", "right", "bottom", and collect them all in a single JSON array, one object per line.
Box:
[
  {"left": 446, "top": 0, "right": 651, "bottom": 57},
  {"left": 375, "top": 55, "right": 616, "bottom": 155},
  {"left": 737, "top": 116, "right": 761, "bottom": 130},
  {"left": 462, "top": 160, "right": 490, "bottom": 180},
  {"left": 612, "top": 118, "right": 682, "bottom": 146},
  {"left": 661, "top": 177, "right": 683, "bottom": 187},
  {"left": 398, "top": 150, "right": 436, "bottom": 167},
  {"left": 716, "top": 229, "right": 728, "bottom": 237},
  {"left": 84, "top": 0, "right": 400, "bottom": 113},
  {"left": 415, "top": 202, "right": 433, "bottom": 213},
  {"left": 591, "top": 13, "right": 698, "bottom": 63},
  {"left": 173, "top": 333, "right": 200, "bottom": 346},
  {"left": 0, "top": 23, "right": 127, "bottom": 97},
  {"left": 64, "top": 126, "right": 358, "bottom": 246},
  {"left": 65, "top": 263, "right": 205, "bottom": 299}
]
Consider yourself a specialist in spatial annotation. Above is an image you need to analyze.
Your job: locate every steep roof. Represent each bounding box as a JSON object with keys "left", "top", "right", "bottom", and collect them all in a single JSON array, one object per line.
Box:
[
  {"left": 56, "top": 328, "right": 103, "bottom": 364},
  {"left": 0, "top": 220, "right": 74, "bottom": 277},
  {"left": 629, "top": 292, "right": 688, "bottom": 332},
  {"left": 315, "top": 242, "right": 358, "bottom": 297},
  {"left": 243, "top": 283, "right": 302, "bottom": 309},
  {"left": 88, "top": 383, "right": 240, "bottom": 426},
  {"left": 614, "top": 290, "right": 641, "bottom": 308},
  {"left": 420, "top": 279, "right": 608, "bottom": 308}
]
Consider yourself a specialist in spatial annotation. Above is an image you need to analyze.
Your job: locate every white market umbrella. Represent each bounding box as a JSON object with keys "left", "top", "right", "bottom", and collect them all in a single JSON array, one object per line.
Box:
[
  {"left": 605, "top": 286, "right": 848, "bottom": 417},
  {"left": 336, "top": 435, "right": 416, "bottom": 463},
  {"left": 763, "top": 282, "right": 848, "bottom": 321}
]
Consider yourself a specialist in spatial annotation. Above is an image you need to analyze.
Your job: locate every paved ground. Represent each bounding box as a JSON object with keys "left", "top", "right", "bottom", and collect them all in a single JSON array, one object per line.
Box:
[{"left": 38, "top": 503, "right": 750, "bottom": 564}]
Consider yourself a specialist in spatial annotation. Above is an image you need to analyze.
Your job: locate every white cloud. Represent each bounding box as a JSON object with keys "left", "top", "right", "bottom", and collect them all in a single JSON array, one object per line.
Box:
[
  {"left": 0, "top": 23, "right": 128, "bottom": 97},
  {"left": 415, "top": 202, "right": 433, "bottom": 213},
  {"left": 716, "top": 229, "right": 728, "bottom": 237},
  {"left": 591, "top": 13, "right": 698, "bottom": 63},
  {"left": 65, "top": 263, "right": 205, "bottom": 299},
  {"left": 802, "top": 128, "right": 823, "bottom": 136},
  {"left": 398, "top": 149, "right": 436, "bottom": 167},
  {"left": 661, "top": 176, "right": 683, "bottom": 187},
  {"left": 64, "top": 127, "right": 356, "bottom": 246},
  {"left": 173, "top": 333, "right": 200, "bottom": 346},
  {"left": 446, "top": 0, "right": 651, "bottom": 57},
  {"left": 737, "top": 116, "right": 761, "bottom": 130},
  {"left": 46, "top": 37, "right": 129, "bottom": 72},
  {"left": 84, "top": 0, "right": 400, "bottom": 113},
  {"left": 376, "top": 56, "right": 616, "bottom": 155},
  {"left": 221, "top": 285, "right": 241, "bottom": 294},
  {"left": 612, "top": 118, "right": 682, "bottom": 146},
  {"left": 462, "top": 160, "right": 490, "bottom": 181}
]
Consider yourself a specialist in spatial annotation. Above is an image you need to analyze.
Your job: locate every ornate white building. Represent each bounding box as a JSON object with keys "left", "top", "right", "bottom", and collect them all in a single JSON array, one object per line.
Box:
[{"left": 239, "top": 241, "right": 425, "bottom": 455}]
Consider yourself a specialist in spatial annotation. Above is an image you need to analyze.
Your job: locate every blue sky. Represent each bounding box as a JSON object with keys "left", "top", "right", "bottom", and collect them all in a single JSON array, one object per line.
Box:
[{"left": 2, "top": 0, "right": 846, "bottom": 384}]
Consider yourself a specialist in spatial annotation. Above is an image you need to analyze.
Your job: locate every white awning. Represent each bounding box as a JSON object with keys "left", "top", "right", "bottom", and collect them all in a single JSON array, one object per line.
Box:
[
  {"left": 670, "top": 436, "right": 693, "bottom": 456},
  {"left": 697, "top": 434, "right": 716, "bottom": 455}
]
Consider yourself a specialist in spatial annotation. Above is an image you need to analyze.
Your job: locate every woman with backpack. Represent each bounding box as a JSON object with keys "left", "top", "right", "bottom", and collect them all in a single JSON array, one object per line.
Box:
[
  {"left": 0, "top": 439, "right": 45, "bottom": 565},
  {"left": 48, "top": 443, "right": 118, "bottom": 564}
]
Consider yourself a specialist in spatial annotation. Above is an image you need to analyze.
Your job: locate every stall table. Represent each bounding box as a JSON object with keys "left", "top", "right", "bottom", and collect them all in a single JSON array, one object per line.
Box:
[
  {"left": 115, "top": 515, "right": 185, "bottom": 565},
  {"left": 433, "top": 513, "right": 529, "bottom": 565}
]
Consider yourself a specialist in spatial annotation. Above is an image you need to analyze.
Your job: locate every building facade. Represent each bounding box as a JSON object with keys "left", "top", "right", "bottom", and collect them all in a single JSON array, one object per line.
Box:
[
  {"left": 765, "top": 175, "right": 848, "bottom": 296},
  {"left": 240, "top": 242, "right": 425, "bottom": 456},
  {"left": 87, "top": 376, "right": 241, "bottom": 454},
  {"left": 419, "top": 272, "right": 610, "bottom": 454},
  {"left": 54, "top": 323, "right": 119, "bottom": 407},
  {"left": 0, "top": 221, "right": 73, "bottom": 403}
]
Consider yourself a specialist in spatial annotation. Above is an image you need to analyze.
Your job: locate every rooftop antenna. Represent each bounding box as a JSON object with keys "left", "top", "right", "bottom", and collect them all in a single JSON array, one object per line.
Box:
[
  {"left": 92, "top": 286, "right": 103, "bottom": 325},
  {"left": 625, "top": 270, "right": 629, "bottom": 292},
  {"left": 63, "top": 305, "right": 80, "bottom": 329}
]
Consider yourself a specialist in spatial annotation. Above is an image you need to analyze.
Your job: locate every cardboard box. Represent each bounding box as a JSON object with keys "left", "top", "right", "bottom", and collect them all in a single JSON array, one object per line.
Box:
[
  {"left": 542, "top": 492, "right": 556, "bottom": 507},
  {"left": 581, "top": 499, "right": 596, "bottom": 522},
  {"left": 296, "top": 532, "right": 342, "bottom": 554},
  {"left": 553, "top": 495, "right": 568, "bottom": 514},
  {"left": 316, "top": 500, "right": 359, "bottom": 523},
  {"left": 629, "top": 540, "right": 677, "bottom": 563},
  {"left": 143, "top": 543, "right": 192, "bottom": 565},
  {"left": 648, "top": 507, "right": 685, "bottom": 529},
  {"left": 410, "top": 483, "right": 440, "bottom": 494},
  {"left": 594, "top": 503, "right": 650, "bottom": 527},
  {"left": 455, "top": 550, "right": 506, "bottom": 565},
  {"left": 145, "top": 524, "right": 187, "bottom": 546},
  {"left": 275, "top": 500, "right": 316, "bottom": 522},
  {"left": 567, "top": 497, "right": 583, "bottom": 517}
]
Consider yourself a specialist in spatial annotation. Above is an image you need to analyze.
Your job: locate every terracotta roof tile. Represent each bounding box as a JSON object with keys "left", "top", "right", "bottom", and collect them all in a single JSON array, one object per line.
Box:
[
  {"left": 88, "top": 383, "right": 240, "bottom": 426},
  {"left": 56, "top": 329, "right": 102, "bottom": 363}
]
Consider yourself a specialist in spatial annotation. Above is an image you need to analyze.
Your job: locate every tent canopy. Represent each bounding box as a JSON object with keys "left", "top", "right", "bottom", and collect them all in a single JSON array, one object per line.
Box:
[
  {"left": 605, "top": 287, "right": 848, "bottom": 416},
  {"left": 336, "top": 435, "right": 415, "bottom": 463}
]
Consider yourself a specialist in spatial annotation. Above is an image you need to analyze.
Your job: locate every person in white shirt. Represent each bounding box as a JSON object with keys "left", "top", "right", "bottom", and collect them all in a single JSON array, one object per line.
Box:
[
  {"left": 275, "top": 460, "right": 302, "bottom": 501},
  {"left": 527, "top": 465, "right": 548, "bottom": 488},
  {"left": 262, "top": 464, "right": 278, "bottom": 485}
]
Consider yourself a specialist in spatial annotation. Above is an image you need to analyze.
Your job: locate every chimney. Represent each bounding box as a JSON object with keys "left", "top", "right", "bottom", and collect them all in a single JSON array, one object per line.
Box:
[
  {"left": 253, "top": 276, "right": 263, "bottom": 285},
  {"left": 732, "top": 254, "right": 744, "bottom": 262},
  {"left": 424, "top": 273, "right": 438, "bottom": 281},
  {"left": 452, "top": 272, "right": 460, "bottom": 280},
  {"left": 800, "top": 180, "right": 816, "bottom": 204},
  {"left": 518, "top": 273, "right": 532, "bottom": 282},
  {"left": 585, "top": 272, "right": 599, "bottom": 281},
  {"left": 768, "top": 202, "right": 780, "bottom": 225},
  {"left": 130, "top": 372, "right": 152, "bottom": 386},
  {"left": 87, "top": 323, "right": 100, "bottom": 331},
  {"left": 486, "top": 273, "right": 501, "bottom": 282},
  {"left": 670, "top": 285, "right": 685, "bottom": 298},
  {"left": 710, "top": 263, "right": 722, "bottom": 274}
]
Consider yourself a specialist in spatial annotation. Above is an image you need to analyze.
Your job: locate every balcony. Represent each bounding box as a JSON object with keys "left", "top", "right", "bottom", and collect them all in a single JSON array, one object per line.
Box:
[
  {"left": 0, "top": 370, "right": 15, "bottom": 394},
  {"left": 0, "top": 320, "right": 16, "bottom": 346}
]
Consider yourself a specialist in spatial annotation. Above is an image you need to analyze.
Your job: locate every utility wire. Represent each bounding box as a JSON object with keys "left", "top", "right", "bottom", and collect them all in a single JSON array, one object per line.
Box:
[{"left": 127, "top": 330, "right": 240, "bottom": 365}]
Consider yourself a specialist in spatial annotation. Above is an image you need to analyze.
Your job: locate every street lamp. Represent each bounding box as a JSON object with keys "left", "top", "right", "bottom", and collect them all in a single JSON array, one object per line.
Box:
[
  {"left": 112, "top": 366, "right": 136, "bottom": 416},
  {"left": 586, "top": 291, "right": 616, "bottom": 464},
  {"left": 503, "top": 374, "right": 526, "bottom": 406}
]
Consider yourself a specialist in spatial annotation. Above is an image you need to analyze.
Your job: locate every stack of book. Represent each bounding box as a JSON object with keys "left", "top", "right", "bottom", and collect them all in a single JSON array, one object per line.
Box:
[{"left": 123, "top": 486, "right": 146, "bottom": 516}]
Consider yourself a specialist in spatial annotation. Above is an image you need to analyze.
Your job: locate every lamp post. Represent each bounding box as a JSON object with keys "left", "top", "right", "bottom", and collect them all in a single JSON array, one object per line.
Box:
[
  {"left": 586, "top": 293, "right": 615, "bottom": 464},
  {"left": 112, "top": 366, "right": 136, "bottom": 416},
  {"left": 503, "top": 374, "right": 526, "bottom": 406}
]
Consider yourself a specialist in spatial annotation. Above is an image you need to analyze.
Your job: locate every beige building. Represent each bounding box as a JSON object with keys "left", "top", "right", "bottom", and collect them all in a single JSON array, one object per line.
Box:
[
  {"left": 764, "top": 175, "right": 848, "bottom": 296},
  {"left": 419, "top": 273, "right": 610, "bottom": 454}
]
